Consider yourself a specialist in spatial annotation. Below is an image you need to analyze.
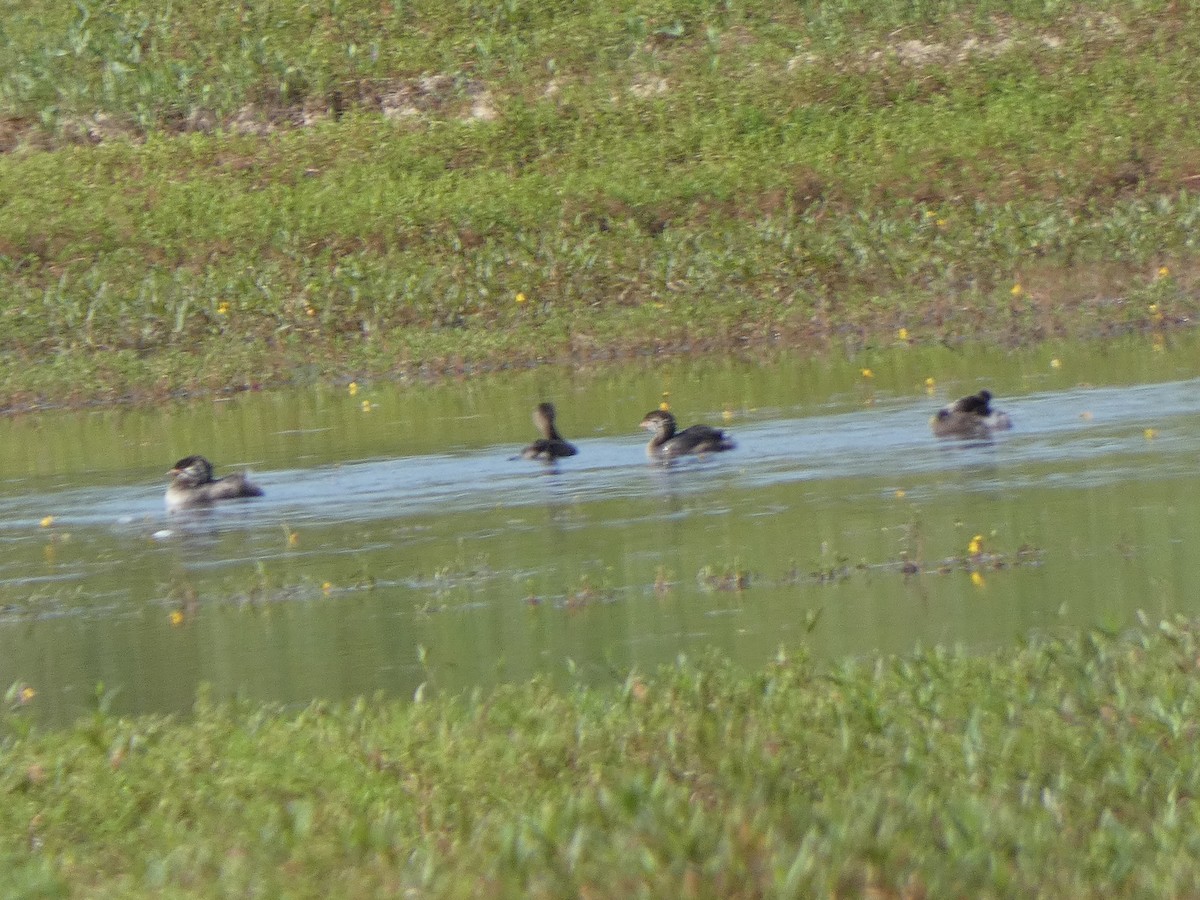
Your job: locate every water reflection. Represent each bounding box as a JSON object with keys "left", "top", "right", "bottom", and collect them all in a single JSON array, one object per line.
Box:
[{"left": 1, "top": 335, "right": 1200, "bottom": 724}]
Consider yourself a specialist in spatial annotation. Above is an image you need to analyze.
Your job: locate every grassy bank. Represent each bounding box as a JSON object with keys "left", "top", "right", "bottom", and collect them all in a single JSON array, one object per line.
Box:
[
  {"left": 3, "top": 618, "right": 1200, "bottom": 896},
  {"left": 2, "top": 1, "right": 1200, "bottom": 408}
]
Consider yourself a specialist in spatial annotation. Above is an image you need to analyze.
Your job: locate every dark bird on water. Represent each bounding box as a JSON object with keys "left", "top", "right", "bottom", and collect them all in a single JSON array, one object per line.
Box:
[
  {"left": 639, "top": 409, "right": 736, "bottom": 460},
  {"left": 519, "top": 402, "right": 578, "bottom": 462},
  {"left": 165, "top": 455, "right": 264, "bottom": 510},
  {"left": 930, "top": 390, "right": 1013, "bottom": 440}
]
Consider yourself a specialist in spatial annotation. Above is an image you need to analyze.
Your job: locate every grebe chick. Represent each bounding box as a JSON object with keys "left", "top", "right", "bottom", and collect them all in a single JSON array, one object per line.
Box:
[
  {"left": 166, "top": 455, "right": 264, "bottom": 511},
  {"left": 930, "top": 390, "right": 1013, "bottom": 439},
  {"left": 519, "top": 402, "right": 578, "bottom": 461},
  {"left": 640, "top": 409, "right": 735, "bottom": 460}
]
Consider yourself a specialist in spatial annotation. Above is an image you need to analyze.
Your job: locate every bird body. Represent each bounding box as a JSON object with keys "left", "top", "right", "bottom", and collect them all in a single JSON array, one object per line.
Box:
[
  {"left": 930, "top": 390, "right": 1013, "bottom": 439},
  {"left": 166, "top": 455, "right": 264, "bottom": 510},
  {"left": 640, "top": 409, "right": 735, "bottom": 460},
  {"left": 520, "top": 402, "right": 578, "bottom": 461}
]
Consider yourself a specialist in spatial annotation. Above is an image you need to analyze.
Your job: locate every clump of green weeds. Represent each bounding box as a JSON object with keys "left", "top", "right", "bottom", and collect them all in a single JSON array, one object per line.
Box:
[
  {"left": 6, "top": 618, "right": 1200, "bottom": 894},
  {"left": 3, "top": 0, "right": 1200, "bottom": 407}
]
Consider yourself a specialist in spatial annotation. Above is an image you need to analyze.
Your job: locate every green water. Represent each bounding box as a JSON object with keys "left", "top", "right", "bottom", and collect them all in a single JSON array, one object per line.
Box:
[{"left": 2, "top": 334, "right": 1199, "bottom": 725}]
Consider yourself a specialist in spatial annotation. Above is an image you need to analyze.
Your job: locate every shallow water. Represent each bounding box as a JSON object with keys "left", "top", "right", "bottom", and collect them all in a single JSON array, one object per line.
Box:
[{"left": 2, "top": 334, "right": 1200, "bottom": 725}]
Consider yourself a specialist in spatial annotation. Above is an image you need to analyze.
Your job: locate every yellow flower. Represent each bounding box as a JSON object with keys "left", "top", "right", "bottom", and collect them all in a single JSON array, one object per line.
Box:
[
  {"left": 1010, "top": 283, "right": 1023, "bottom": 297},
  {"left": 936, "top": 218, "right": 947, "bottom": 228},
  {"left": 894, "top": 489, "right": 906, "bottom": 499},
  {"left": 659, "top": 401, "right": 670, "bottom": 411},
  {"left": 348, "top": 381, "right": 358, "bottom": 396},
  {"left": 897, "top": 327, "right": 909, "bottom": 342},
  {"left": 1144, "top": 428, "right": 1158, "bottom": 441},
  {"left": 39, "top": 516, "right": 54, "bottom": 528},
  {"left": 1050, "top": 358, "right": 1062, "bottom": 369},
  {"left": 216, "top": 301, "right": 229, "bottom": 315},
  {"left": 287, "top": 531, "right": 299, "bottom": 547},
  {"left": 306, "top": 306, "right": 316, "bottom": 317},
  {"left": 169, "top": 610, "right": 184, "bottom": 627},
  {"left": 19, "top": 686, "right": 36, "bottom": 704},
  {"left": 1158, "top": 266, "right": 1170, "bottom": 278},
  {"left": 924, "top": 210, "right": 936, "bottom": 219},
  {"left": 722, "top": 407, "right": 734, "bottom": 422},
  {"left": 968, "top": 535, "right": 983, "bottom": 556},
  {"left": 971, "top": 571, "right": 986, "bottom": 588},
  {"left": 361, "top": 400, "right": 372, "bottom": 412},
  {"left": 861, "top": 368, "right": 874, "bottom": 379},
  {"left": 515, "top": 292, "right": 527, "bottom": 304},
  {"left": 322, "top": 582, "right": 333, "bottom": 596},
  {"left": 924, "top": 376, "right": 936, "bottom": 395}
]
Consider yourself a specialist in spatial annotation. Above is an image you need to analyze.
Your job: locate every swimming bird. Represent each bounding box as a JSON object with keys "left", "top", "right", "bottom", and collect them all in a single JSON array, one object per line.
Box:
[
  {"left": 519, "top": 402, "right": 578, "bottom": 461},
  {"left": 165, "top": 455, "right": 264, "bottom": 510},
  {"left": 640, "top": 409, "right": 736, "bottom": 460},
  {"left": 930, "top": 390, "right": 1013, "bottom": 439}
]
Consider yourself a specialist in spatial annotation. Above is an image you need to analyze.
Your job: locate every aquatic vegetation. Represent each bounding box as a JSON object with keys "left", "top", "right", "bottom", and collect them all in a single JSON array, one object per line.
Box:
[
  {"left": 653, "top": 565, "right": 674, "bottom": 598},
  {"left": 4, "top": 682, "right": 35, "bottom": 711},
  {"left": 564, "top": 575, "right": 616, "bottom": 611},
  {"left": 5, "top": 620, "right": 1200, "bottom": 894},
  {"left": 155, "top": 566, "right": 373, "bottom": 621},
  {"left": 697, "top": 562, "right": 751, "bottom": 593}
]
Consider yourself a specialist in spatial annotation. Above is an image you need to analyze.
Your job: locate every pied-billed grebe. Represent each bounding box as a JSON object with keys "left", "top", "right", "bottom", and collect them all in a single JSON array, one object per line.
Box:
[
  {"left": 165, "top": 455, "right": 264, "bottom": 510},
  {"left": 640, "top": 409, "right": 736, "bottom": 460},
  {"left": 519, "top": 402, "right": 578, "bottom": 461},
  {"left": 930, "top": 390, "right": 1013, "bottom": 439}
]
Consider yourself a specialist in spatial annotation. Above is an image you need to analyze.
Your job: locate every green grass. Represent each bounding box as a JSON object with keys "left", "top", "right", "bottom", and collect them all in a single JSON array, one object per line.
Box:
[
  {"left": 5, "top": 617, "right": 1200, "bottom": 896},
  {"left": 2, "top": 0, "right": 1200, "bottom": 407}
]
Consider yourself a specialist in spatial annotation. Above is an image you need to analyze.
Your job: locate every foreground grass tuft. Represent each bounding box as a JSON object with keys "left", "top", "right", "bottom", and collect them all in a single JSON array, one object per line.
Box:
[{"left": 5, "top": 617, "right": 1200, "bottom": 895}]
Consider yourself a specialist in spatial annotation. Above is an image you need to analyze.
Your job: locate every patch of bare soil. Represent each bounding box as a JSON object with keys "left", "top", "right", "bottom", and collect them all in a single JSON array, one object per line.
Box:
[{"left": 0, "top": 74, "right": 497, "bottom": 153}]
